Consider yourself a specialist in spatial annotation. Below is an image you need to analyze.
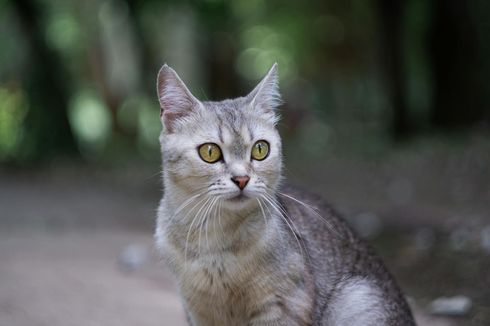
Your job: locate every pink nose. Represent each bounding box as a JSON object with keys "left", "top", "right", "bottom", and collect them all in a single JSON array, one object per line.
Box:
[{"left": 231, "top": 176, "right": 250, "bottom": 190}]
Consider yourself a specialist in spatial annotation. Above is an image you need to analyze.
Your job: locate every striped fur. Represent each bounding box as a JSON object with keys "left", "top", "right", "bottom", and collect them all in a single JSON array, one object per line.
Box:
[{"left": 155, "top": 64, "right": 415, "bottom": 325}]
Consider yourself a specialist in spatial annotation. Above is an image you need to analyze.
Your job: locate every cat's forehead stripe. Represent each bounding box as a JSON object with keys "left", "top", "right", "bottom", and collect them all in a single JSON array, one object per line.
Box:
[
  {"left": 231, "top": 132, "right": 247, "bottom": 157},
  {"left": 247, "top": 124, "right": 254, "bottom": 142},
  {"left": 216, "top": 114, "right": 225, "bottom": 143},
  {"left": 218, "top": 124, "right": 224, "bottom": 143},
  {"left": 204, "top": 98, "right": 257, "bottom": 145}
]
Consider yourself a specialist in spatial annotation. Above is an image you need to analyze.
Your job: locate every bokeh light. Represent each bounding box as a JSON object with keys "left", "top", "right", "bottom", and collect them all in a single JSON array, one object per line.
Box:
[
  {"left": 0, "top": 87, "right": 28, "bottom": 160},
  {"left": 68, "top": 90, "right": 112, "bottom": 156}
]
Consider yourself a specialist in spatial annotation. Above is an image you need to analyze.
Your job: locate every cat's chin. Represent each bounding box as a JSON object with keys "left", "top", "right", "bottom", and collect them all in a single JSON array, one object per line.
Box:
[
  {"left": 228, "top": 193, "right": 248, "bottom": 202},
  {"left": 221, "top": 194, "right": 255, "bottom": 210}
]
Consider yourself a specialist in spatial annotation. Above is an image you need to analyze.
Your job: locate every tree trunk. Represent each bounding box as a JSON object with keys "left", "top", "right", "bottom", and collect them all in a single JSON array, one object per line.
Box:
[
  {"left": 429, "top": 0, "right": 484, "bottom": 128},
  {"left": 376, "top": 0, "right": 411, "bottom": 139},
  {"left": 196, "top": 1, "right": 239, "bottom": 100},
  {"left": 11, "top": 0, "right": 77, "bottom": 160}
]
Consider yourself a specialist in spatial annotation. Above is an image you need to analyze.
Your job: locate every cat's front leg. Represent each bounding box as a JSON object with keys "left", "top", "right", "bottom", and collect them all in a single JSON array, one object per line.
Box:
[{"left": 247, "top": 301, "right": 306, "bottom": 326}]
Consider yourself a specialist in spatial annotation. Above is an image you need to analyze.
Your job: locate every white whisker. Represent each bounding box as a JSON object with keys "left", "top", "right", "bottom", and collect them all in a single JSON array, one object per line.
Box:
[
  {"left": 211, "top": 198, "right": 221, "bottom": 248},
  {"left": 256, "top": 198, "right": 268, "bottom": 229},
  {"left": 278, "top": 192, "right": 342, "bottom": 238},
  {"left": 200, "top": 197, "right": 218, "bottom": 252},
  {"left": 197, "top": 197, "right": 216, "bottom": 256},
  {"left": 170, "top": 191, "right": 208, "bottom": 223},
  {"left": 184, "top": 197, "right": 212, "bottom": 268},
  {"left": 260, "top": 193, "right": 311, "bottom": 264},
  {"left": 217, "top": 199, "right": 225, "bottom": 242}
]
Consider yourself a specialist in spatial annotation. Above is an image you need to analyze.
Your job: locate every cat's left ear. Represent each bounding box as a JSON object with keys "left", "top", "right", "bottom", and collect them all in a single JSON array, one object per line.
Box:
[
  {"left": 156, "top": 64, "right": 203, "bottom": 133},
  {"left": 246, "top": 63, "right": 281, "bottom": 125}
]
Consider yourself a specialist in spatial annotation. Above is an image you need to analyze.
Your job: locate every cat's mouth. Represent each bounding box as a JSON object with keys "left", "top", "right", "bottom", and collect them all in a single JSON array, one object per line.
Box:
[{"left": 228, "top": 193, "right": 249, "bottom": 202}]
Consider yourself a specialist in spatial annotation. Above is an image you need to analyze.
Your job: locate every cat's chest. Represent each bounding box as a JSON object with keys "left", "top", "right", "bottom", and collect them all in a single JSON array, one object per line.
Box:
[
  {"left": 165, "top": 227, "right": 271, "bottom": 294},
  {"left": 183, "top": 253, "right": 272, "bottom": 300},
  {"left": 180, "top": 253, "right": 257, "bottom": 294},
  {"left": 177, "top": 255, "right": 258, "bottom": 320}
]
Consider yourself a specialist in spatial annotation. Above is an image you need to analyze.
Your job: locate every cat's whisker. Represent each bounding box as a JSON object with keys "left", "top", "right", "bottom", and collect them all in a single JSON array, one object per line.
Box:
[
  {"left": 195, "top": 201, "right": 209, "bottom": 257},
  {"left": 217, "top": 199, "right": 225, "bottom": 243},
  {"left": 203, "top": 197, "right": 218, "bottom": 250},
  {"left": 167, "top": 188, "right": 211, "bottom": 225},
  {"left": 211, "top": 198, "right": 220, "bottom": 248},
  {"left": 144, "top": 170, "right": 164, "bottom": 181},
  {"left": 256, "top": 198, "right": 268, "bottom": 229},
  {"left": 173, "top": 190, "right": 208, "bottom": 215},
  {"left": 262, "top": 192, "right": 313, "bottom": 264},
  {"left": 277, "top": 192, "right": 343, "bottom": 238},
  {"left": 260, "top": 194, "right": 303, "bottom": 253},
  {"left": 260, "top": 193, "right": 311, "bottom": 264},
  {"left": 184, "top": 197, "right": 213, "bottom": 268},
  {"left": 206, "top": 197, "right": 221, "bottom": 249},
  {"left": 182, "top": 197, "right": 209, "bottom": 270},
  {"left": 196, "top": 197, "right": 216, "bottom": 257},
  {"left": 213, "top": 197, "right": 224, "bottom": 247},
  {"left": 261, "top": 195, "right": 274, "bottom": 221}
]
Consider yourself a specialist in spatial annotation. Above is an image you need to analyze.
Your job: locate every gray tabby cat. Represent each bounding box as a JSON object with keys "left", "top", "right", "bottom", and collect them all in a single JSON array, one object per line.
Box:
[{"left": 155, "top": 63, "right": 415, "bottom": 326}]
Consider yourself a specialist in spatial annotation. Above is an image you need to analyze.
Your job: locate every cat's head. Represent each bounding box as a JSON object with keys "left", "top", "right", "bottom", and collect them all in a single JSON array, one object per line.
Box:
[{"left": 157, "top": 64, "right": 283, "bottom": 211}]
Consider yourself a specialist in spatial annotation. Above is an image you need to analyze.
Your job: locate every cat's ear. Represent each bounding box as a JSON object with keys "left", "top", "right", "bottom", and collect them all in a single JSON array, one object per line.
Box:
[
  {"left": 246, "top": 63, "right": 281, "bottom": 124},
  {"left": 156, "top": 64, "right": 202, "bottom": 133}
]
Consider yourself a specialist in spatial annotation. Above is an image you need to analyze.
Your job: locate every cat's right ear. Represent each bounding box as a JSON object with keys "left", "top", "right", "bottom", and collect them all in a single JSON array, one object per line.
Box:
[
  {"left": 246, "top": 63, "right": 281, "bottom": 125},
  {"left": 156, "top": 64, "right": 202, "bottom": 133}
]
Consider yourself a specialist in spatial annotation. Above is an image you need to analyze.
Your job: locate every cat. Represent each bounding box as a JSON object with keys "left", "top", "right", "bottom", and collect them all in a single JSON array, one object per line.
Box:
[{"left": 154, "top": 63, "right": 415, "bottom": 326}]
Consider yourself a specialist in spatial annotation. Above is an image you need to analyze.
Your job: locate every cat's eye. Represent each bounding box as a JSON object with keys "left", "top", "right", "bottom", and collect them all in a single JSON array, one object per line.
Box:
[
  {"left": 198, "top": 143, "right": 222, "bottom": 163},
  {"left": 251, "top": 140, "right": 270, "bottom": 161}
]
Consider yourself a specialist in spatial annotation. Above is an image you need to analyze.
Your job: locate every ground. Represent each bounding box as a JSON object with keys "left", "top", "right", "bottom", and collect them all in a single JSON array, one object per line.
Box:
[{"left": 0, "top": 140, "right": 488, "bottom": 325}]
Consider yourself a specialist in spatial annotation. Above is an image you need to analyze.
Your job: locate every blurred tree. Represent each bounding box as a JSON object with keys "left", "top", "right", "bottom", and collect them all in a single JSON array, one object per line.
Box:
[
  {"left": 376, "top": 0, "right": 411, "bottom": 138},
  {"left": 429, "top": 0, "right": 486, "bottom": 128},
  {"left": 196, "top": 0, "right": 239, "bottom": 99},
  {"left": 123, "top": 0, "right": 154, "bottom": 94},
  {"left": 10, "top": 0, "right": 77, "bottom": 161},
  {"left": 2, "top": 0, "right": 489, "bottom": 165}
]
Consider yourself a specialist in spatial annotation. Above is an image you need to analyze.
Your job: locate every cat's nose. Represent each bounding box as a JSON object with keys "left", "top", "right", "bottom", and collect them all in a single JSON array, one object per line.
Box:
[{"left": 231, "top": 175, "right": 250, "bottom": 190}]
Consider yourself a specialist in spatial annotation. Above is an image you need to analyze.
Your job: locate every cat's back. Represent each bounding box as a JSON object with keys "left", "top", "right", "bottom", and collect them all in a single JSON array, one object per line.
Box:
[
  {"left": 278, "top": 185, "right": 415, "bottom": 325},
  {"left": 278, "top": 184, "right": 372, "bottom": 272}
]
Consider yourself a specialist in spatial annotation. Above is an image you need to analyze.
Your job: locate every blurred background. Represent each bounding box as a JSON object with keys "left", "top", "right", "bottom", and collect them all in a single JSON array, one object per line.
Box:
[{"left": 0, "top": 0, "right": 489, "bottom": 325}]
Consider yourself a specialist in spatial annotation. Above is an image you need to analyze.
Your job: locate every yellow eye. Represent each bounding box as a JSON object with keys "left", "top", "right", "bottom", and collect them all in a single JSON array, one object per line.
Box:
[
  {"left": 198, "top": 143, "right": 222, "bottom": 163},
  {"left": 251, "top": 140, "right": 270, "bottom": 161}
]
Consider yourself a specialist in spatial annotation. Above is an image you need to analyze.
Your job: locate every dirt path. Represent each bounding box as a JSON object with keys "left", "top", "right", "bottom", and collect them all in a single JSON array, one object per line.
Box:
[
  {"left": 0, "top": 231, "right": 186, "bottom": 326},
  {"left": 1, "top": 160, "right": 484, "bottom": 325},
  {"left": 0, "top": 229, "right": 460, "bottom": 326}
]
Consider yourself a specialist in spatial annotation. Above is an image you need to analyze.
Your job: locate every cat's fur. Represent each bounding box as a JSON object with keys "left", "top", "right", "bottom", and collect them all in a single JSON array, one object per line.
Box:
[{"left": 155, "top": 63, "right": 415, "bottom": 326}]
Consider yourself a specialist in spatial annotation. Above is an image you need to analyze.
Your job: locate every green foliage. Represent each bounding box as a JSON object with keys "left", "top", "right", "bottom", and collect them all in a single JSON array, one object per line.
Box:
[
  {"left": 68, "top": 90, "right": 112, "bottom": 157},
  {"left": 0, "top": 88, "right": 28, "bottom": 160},
  {"left": 0, "top": 0, "right": 488, "bottom": 164}
]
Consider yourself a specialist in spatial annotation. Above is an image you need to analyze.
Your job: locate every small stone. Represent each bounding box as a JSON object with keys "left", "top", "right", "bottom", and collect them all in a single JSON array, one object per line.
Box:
[
  {"left": 414, "top": 227, "right": 436, "bottom": 251},
  {"left": 118, "top": 244, "right": 148, "bottom": 272},
  {"left": 429, "top": 295, "right": 472, "bottom": 316},
  {"left": 353, "top": 212, "right": 382, "bottom": 239},
  {"left": 449, "top": 228, "right": 471, "bottom": 251},
  {"left": 387, "top": 177, "right": 414, "bottom": 205},
  {"left": 480, "top": 225, "right": 490, "bottom": 253}
]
